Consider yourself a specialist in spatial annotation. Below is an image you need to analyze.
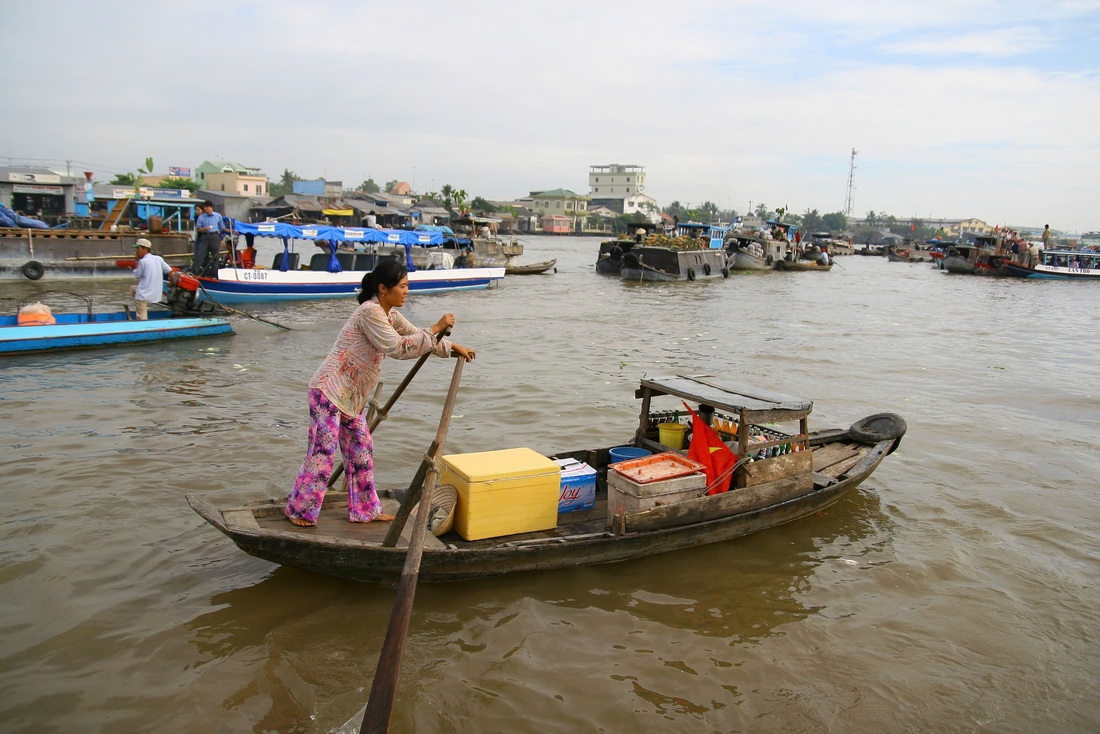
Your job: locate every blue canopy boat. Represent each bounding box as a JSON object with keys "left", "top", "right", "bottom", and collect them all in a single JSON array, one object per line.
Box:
[{"left": 196, "top": 221, "right": 505, "bottom": 304}]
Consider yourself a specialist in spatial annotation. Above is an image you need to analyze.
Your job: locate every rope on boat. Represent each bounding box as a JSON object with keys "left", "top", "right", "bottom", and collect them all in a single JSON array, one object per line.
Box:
[{"left": 194, "top": 279, "right": 294, "bottom": 331}]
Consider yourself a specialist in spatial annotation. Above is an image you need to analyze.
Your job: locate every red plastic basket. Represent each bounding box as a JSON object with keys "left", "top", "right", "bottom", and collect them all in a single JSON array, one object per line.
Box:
[{"left": 608, "top": 451, "right": 705, "bottom": 484}]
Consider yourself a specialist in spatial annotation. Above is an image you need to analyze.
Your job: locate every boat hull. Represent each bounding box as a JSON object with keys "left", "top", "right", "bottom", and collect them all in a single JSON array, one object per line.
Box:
[
  {"left": 726, "top": 249, "right": 772, "bottom": 271},
  {"left": 187, "top": 438, "right": 892, "bottom": 583},
  {"left": 0, "top": 311, "right": 233, "bottom": 354},
  {"left": 774, "top": 259, "right": 832, "bottom": 271},
  {"left": 196, "top": 266, "right": 506, "bottom": 304},
  {"left": 1002, "top": 261, "right": 1100, "bottom": 280},
  {"left": 505, "top": 259, "right": 556, "bottom": 275},
  {"left": 620, "top": 247, "right": 728, "bottom": 282}
]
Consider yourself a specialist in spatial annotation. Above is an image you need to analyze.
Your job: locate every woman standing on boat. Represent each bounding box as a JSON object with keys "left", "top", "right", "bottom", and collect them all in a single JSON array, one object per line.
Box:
[{"left": 284, "top": 259, "right": 477, "bottom": 527}]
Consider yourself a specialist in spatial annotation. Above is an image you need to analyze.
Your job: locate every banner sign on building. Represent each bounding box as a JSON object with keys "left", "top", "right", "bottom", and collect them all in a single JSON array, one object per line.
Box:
[
  {"left": 168, "top": 166, "right": 192, "bottom": 177},
  {"left": 13, "top": 184, "right": 64, "bottom": 195}
]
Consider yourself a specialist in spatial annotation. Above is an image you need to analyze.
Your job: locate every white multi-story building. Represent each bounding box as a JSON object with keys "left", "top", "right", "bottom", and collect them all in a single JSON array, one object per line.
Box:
[{"left": 587, "top": 163, "right": 659, "bottom": 221}]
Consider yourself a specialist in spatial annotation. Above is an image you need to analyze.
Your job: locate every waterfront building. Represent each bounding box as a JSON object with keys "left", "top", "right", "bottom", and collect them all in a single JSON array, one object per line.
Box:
[
  {"left": 587, "top": 163, "right": 660, "bottom": 221},
  {"left": 195, "top": 160, "right": 266, "bottom": 196}
]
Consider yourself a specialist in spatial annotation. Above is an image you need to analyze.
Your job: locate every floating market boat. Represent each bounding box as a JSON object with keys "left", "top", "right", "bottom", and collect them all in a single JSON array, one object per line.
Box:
[
  {"left": 194, "top": 220, "right": 504, "bottom": 304},
  {"left": 1001, "top": 247, "right": 1100, "bottom": 280},
  {"left": 619, "top": 222, "right": 732, "bottom": 282},
  {"left": 774, "top": 259, "right": 833, "bottom": 272},
  {"left": 723, "top": 230, "right": 784, "bottom": 270},
  {"left": 188, "top": 373, "right": 906, "bottom": 583},
  {"left": 505, "top": 259, "right": 556, "bottom": 275},
  {"left": 0, "top": 227, "right": 192, "bottom": 281},
  {"left": 1, "top": 292, "right": 232, "bottom": 355}
]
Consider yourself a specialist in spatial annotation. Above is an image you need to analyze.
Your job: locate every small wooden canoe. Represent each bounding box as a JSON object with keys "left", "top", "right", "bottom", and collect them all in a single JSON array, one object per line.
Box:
[
  {"left": 774, "top": 259, "right": 833, "bottom": 271},
  {"left": 189, "top": 374, "right": 904, "bottom": 583},
  {"left": 505, "top": 259, "right": 556, "bottom": 275}
]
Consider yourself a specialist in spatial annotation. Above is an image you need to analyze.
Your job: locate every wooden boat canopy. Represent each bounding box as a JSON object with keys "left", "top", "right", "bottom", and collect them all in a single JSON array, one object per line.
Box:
[{"left": 637, "top": 374, "right": 813, "bottom": 423}]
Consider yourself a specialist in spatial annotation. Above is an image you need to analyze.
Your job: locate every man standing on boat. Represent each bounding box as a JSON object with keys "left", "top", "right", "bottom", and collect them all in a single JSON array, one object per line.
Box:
[
  {"left": 131, "top": 238, "right": 173, "bottom": 320},
  {"left": 194, "top": 201, "right": 224, "bottom": 277}
]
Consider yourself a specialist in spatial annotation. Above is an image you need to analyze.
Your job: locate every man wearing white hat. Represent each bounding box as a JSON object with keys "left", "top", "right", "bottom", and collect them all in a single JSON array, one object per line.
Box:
[{"left": 131, "top": 238, "right": 173, "bottom": 320}]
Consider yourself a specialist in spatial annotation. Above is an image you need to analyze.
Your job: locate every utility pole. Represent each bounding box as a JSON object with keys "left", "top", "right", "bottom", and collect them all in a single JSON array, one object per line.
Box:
[{"left": 843, "top": 148, "right": 857, "bottom": 216}]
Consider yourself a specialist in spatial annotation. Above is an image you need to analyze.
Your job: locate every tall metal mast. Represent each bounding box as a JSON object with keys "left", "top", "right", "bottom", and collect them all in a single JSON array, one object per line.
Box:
[{"left": 843, "top": 148, "right": 858, "bottom": 216}]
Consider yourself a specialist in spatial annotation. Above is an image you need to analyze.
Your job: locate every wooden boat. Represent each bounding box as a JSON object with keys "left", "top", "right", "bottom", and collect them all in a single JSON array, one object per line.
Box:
[
  {"left": 886, "top": 246, "right": 911, "bottom": 262},
  {"left": 188, "top": 373, "right": 905, "bottom": 583},
  {"left": 774, "top": 258, "right": 832, "bottom": 271},
  {"left": 722, "top": 231, "right": 785, "bottom": 271},
  {"left": 618, "top": 222, "right": 733, "bottom": 282},
  {"left": 595, "top": 238, "right": 636, "bottom": 274},
  {"left": 2, "top": 292, "right": 233, "bottom": 355},
  {"left": 1001, "top": 248, "right": 1100, "bottom": 280},
  {"left": 505, "top": 259, "right": 556, "bottom": 275}
]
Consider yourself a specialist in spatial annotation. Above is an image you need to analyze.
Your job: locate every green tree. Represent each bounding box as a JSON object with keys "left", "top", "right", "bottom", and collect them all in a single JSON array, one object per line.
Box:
[
  {"left": 110, "top": 173, "right": 135, "bottom": 186},
  {"left": 356, "top": 178, "right": 381, "bottom": 193},
  {"left": 384, "top": 179, "right": 398, "bottom": 192},
  {"left": 268, "top": 168, "right": 299, "bottom": 197},
  {"left": 159, "top": 176, "right": 200, "bottom": 192},
  {"left": 470, "top": 196, "right": 497, "bottom": 213},
  {"left": 452, "top": 188, "right": 468, "bottom": 213},
  {"left": 801, "top": 208, "right": 823, "bottom": 232},
  {"left": 821, "top": 211, "right": 848, "bottom": 231},
  {"left": 439, "top": 184, "right": 454, "bottom": 210},
  {"left": 613, "top": 212, "right": 648, "bottom": 235},
  {"left": 754, "top": 202, "right": 771, "bottom": 220},
  {"left": 663, "top": 201, "right": 687, "bottom": 218},
  {"left": 865, "top": 210, "right": 878, "bottom": 228}
]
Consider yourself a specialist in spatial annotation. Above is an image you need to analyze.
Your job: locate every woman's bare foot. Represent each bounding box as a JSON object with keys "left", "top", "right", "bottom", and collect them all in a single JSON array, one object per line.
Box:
[
  {"left": 286, "top": 514, "right": 316, "bottom": 527},
  {"left": 350, "top": 513, "right": 395, "bottom": 523}
]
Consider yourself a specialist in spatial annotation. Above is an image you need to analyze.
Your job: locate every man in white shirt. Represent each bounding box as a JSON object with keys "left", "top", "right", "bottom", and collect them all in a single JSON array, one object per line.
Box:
[{"left": 131, "top": 238, "right": 173, "bottom": 320}]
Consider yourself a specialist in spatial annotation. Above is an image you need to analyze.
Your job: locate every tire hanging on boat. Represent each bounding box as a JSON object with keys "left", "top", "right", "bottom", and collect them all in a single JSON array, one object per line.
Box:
[
  {"left": 21, "top": 261, "right": 45, "bottom": 280},
  {"left": 687, "top": 268, "right": 696, "bottom": 281},
  {"left": 703, "top": 263, "right": 712, "bottom": 276},
  {"left": 722, "top": 266, "right": 730, "bottom": 278},
  {"left": 766, "top": 255, "right": 774, "bottom": 266},
  {"left": 848, "top": 413, "right": 907, "bottom": 445}
]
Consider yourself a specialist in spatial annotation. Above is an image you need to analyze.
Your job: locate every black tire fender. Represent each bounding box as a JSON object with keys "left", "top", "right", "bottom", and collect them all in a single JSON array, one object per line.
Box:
[
  {"left": 686, "top": 268, "right": 696, "bottom": 281},
  {"left": 703, "top": 263, "right": 712, "bottom": 276},
  {"left": 722, "top": 266, "right": 730, "bottom": 278},
  {"left": 21, "top": 260, "right": 45, "bottom": 280},
  {"left": 766, "top": 255, "right": 774, "bottom": 266},
  {"left": 848, "top": 413, "right": 907, "bottom": 445}
]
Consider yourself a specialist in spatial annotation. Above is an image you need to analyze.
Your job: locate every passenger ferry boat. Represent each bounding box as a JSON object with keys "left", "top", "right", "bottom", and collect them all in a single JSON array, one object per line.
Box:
[{"left": 1002, "top": 247, "right": 1100, "bottom": 280}]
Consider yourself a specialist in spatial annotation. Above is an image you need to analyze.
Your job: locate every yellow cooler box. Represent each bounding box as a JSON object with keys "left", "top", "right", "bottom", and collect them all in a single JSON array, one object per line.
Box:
[{"left": 441, "top": 447, "right": 561, "bottom": 541}]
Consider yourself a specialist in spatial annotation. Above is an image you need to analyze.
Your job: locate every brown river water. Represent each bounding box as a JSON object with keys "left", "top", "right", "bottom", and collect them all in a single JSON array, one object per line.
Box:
[{"left": 1, "top": 236, "right": 1098, "bottom": 733}]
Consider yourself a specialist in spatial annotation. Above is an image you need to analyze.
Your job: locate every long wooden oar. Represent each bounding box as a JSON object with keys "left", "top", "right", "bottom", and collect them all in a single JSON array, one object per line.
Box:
[
  {"left": 359, "top": 352, "right": 465, "bottom": 734},
  {"left": 328, "top": 330, "right": 449, "bottom": 489}
]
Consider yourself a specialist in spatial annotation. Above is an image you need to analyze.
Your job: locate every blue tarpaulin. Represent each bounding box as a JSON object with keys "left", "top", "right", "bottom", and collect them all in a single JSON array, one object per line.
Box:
[{"left": 229, "top": 219, "right": 442, "bottom": 272}]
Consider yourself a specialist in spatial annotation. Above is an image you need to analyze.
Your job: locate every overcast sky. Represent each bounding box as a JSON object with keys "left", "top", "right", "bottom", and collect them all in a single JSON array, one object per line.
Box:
[{"left": 2, "top": 1, "right": 1097, "bottom": 231}]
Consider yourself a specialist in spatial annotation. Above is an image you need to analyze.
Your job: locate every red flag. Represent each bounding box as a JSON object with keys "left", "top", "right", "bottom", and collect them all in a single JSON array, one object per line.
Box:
[{"left": 682, "top": 402, "right": 738, "bottom": 495}]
